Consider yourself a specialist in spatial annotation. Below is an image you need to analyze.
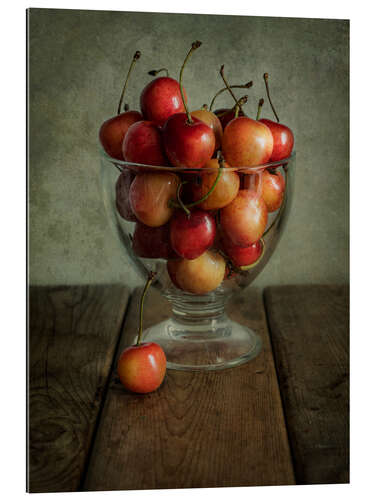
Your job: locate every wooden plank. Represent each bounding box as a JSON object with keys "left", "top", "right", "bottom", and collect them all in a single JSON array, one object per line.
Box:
[
  {"left": 83, "top": 287, "right": 295, "bottom": 491},
  {"left": 264, "top": 285, "right": 349, "bottom": 485},
  {"left": 28, "top": 285, "right": 130, "bottom": 493}
]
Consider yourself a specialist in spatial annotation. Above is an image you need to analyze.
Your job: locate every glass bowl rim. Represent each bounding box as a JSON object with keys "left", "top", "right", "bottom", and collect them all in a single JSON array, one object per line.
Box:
[{"left": 100, "top": 146, "right": 295, "bottom": 174}]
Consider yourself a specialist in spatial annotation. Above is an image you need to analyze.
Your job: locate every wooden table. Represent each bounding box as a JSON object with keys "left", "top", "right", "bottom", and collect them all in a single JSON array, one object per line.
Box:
[{"left": 27, "top": 284, "right": 349, "bottom": 492}]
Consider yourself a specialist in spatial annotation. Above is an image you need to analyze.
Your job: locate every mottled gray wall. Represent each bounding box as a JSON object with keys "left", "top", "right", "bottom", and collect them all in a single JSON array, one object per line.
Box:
[{"left": 28, "top": 9, "right": 349, "bottom": 289}]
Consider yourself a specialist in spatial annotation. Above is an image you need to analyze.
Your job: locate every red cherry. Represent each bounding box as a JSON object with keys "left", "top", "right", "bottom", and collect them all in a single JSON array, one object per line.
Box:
[
  {"left": 122, "top": 121, "right": 168, "bottom": 167},
  {"left": 163, "top": 113, "right": 215, "bottom": 169},
  {"left": 132, "top": 222, "right": 177, "bottom": 259},
  {"left": 259, "top": 119, "right": 294, "bottom": 162},
  {"left": 117, "top": 342, "right": 166, "bottom": 394},
  {"left": 99, "top": 111, "right": 143, "bottom": 160},
  {"left": 116, "top": 169, "right": 137, "bottom": 222},
  {"left": 220, "top": 190, "right": 268, "bottom": 247},
  {"left": 222, "top": 238, "right": 263, "bottom": 267},
  {"left": 170, "top": 209, "right": 216, "bottom": 259},
  {"left": 140, "top": 76, "right": 187, "bottom": 127},
  {"left": 222, "top": 116, "right": 274, "bottom": 167}
]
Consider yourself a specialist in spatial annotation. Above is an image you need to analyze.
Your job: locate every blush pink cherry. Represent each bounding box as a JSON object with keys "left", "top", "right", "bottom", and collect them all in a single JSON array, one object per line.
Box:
[
  {"left": 222, "top": 116, "right": 274, "bottom": 167},
  {"left": 129, "top": 172, "right": 179, "bottom": 227},
  {"left": 220, "top": 190, "right": 268, "bottom": 247},
  {"left": 167, "top": 250, "right": 225, "bottom": 294},
  {"left": 117, "top": 342, "right": 166, "bottom": 394}
]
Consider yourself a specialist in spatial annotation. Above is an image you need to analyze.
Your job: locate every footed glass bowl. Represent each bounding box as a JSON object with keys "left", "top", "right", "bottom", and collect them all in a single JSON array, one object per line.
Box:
[{"left": 100, "top": 149, "right": 295, "bottom": 371}]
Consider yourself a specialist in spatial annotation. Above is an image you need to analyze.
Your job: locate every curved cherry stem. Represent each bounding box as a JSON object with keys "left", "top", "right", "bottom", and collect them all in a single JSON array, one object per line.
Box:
[
  {"left": 209, "top": 81, "right": 253, "bottom": 111},
  {"left": 179, "top": 41, "right": 202, "bottom": 124},
  {"left": 117, "top": 51, "right": 141, "bottom": 115},
  {"left": 256, "top": 98, "right": 264, "bottom": 120},
  {"left": 219, "top": 65, "right": 246, "bottom": 115},
  {"left": 215, "top": 95, "right": 248, "bottom": 119},
  {"left": 148, "top": 68, "right": 169, "bottom": 77},
  {"left": 263, "top": 73, "right": 280, "bottom": 122},
  {"left": 169, "top": 159, "right": 224, "bottom": 212},
  {"left": 176, "top": 181, "right": 190, "bottom": 217},
  {"left": 136, "top": 271, "right": 156, "bottom": 345}
]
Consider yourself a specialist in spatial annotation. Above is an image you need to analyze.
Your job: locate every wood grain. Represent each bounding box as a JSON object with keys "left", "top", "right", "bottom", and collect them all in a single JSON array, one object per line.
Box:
[
  {"left": 264, "top": 285, "right": 349, "bottom": 485},
  {"left": 83, "top": 287, "right": 295, "bottom": 491},
  {"left": 28, "top": 285, "right": 129, "bottom": 493}
]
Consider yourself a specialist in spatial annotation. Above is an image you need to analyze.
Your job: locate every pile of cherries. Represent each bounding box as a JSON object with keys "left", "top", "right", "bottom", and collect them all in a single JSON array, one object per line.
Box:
[{"left": 99, "top": 41, "right": 294, "bottom": 297}]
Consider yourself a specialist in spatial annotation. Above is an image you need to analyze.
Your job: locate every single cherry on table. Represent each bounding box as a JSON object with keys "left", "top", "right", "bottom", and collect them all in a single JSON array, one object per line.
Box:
[{"left": 117, "top": 272, "right": 166, "bottom": 394}]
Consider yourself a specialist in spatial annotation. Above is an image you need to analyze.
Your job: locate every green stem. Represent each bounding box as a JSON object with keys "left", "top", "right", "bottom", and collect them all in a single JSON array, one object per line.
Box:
[
  {"left": 256, "top": 98, "right": 264, "bottom": 120},
  {"left": 137, "top": 272, "right": 156, "bottom": 345},
  {"left": 176, "top": 181, "right": 190, "bottom": 217},
  {"left": 263, "top": 73, "right": 280, "bottom": 122},
  {"left": 219, "top": 65, "right": 245, "bottom": 115},
  {"left": 118, "top": 51, "right": 141, "bottom": 115},
  {"left": 209, "top": 81, "right": 253, "bottom": 111},
  {"left": 148, "top": 68, "right": 169, "bottom": 77},
  {"left": 169, "top": 164, "right": 224, "bottom": 211},
  {"left": 179, "top": 41, "right": 202, "bottom": 124}
]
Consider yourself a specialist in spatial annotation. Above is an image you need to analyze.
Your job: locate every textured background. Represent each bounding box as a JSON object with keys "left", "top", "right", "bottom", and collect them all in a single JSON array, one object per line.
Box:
[{"left": 28, "top": 9, "right": 349, "bottom": 289}]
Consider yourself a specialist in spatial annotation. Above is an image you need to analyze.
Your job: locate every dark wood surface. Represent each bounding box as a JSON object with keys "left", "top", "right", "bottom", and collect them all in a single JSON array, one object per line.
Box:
[
  {"left": 28, "top": 284, "right": 349, "bottom": 492},
  {"left": 83, "top": 287, "right": 295, "bottom": 491},
  {"left": 264, "top": 284, "right": 349, "bottom": 485},
  {"left": 28, "top": 285, "right": 130, "bottom": 493}
]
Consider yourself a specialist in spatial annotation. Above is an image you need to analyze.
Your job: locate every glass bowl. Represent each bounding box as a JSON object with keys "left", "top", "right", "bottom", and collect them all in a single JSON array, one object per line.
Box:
[{"left": 100, "top": 149, "right": 295, "bottom": 371}]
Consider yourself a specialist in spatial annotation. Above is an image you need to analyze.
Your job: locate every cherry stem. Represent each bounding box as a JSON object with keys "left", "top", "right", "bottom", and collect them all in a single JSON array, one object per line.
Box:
[
  {"left": 117, "top": 51, "right": 141, "bottom": 115},
  {"left": 215, "top": 95, "right": 248, "bottom": 119},
  {"left": 179, "top": 41, "right": 202, "bottom": 124},
  {"left": 176, "top": 181, "right": 191, "bottom": 217},
  {"left": 220, "top": 65, "right": 246, "bottom": 115},
  {"left": 169, "top": 160, "right": 224, "bottom": 212},
  {"left": 209, "top": 81, "right": 253, "bottom": 111},
  {"left": 256, "top": 98, "right": 264, "bottom": 120},
  {"left": 263, "top": 73, "right": 279, "bottom": 122},
  {"left": 137, "top": 271, "right": 156, "bottom": 345},
  {"left": 148, "top": 68, "right": 169, "bottom": 77}
]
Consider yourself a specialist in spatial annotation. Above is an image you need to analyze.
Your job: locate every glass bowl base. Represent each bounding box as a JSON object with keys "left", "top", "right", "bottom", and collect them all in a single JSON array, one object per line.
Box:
[{"left": 140, "top": 315, "right": 262, "bottom": 371}]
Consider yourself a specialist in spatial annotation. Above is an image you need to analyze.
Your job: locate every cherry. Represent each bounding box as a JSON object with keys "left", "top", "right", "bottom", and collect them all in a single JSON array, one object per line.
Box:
[
  {"left": 167, "top": 250, "right": 226, "bottom": 294},
  {"left": 222, "top": 116, "right": 273, "bottom": 167},
  {"left": 244, "top": 169, "right": 285, "bottom": 213},
  {"left": 122, "top": 121, "right": 168, "bottom": 167},
  {"left": 162, "top": 41, "right": 215, "bottom": 169},
  {"left": 117, "top": 272, "right": 166, "bottom": 394},
  {"left": 259, "top": 119, "right": 294, "bottom": 162},
  {"left": 170, "top": 209, "right": 216, "bottom": 259},
  {"left": 209, "top": 80, "right": 253, "bottom": 112},
  {"left": 220, "top": 189, "right": 268, "bottom": 246},
  {"left": 115, "top": 169, "right": 137, "bottom": 222},
  {"left": 129, "top": 171, "right": 179, "bottom": 227},
  {"left": 132, "top": 222, "right": 177, "bottom": 259},
  {"left": 99, "top": 51, "right": 143, "bottom": 160},
  {"left": 189, "top": 158, "right": 240, "bottom": 210},
  {"left": 259, "top": 73, "right": 294, "bottom": 161},
  {"left": 140, "top": 76, "right": 187, "bottom": 127},
  {"left": 222, "top": 238, "right": 263, "bottom": 268},
  {"left": 191, "top": 107, "right": 223, "bottom": 152}
]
